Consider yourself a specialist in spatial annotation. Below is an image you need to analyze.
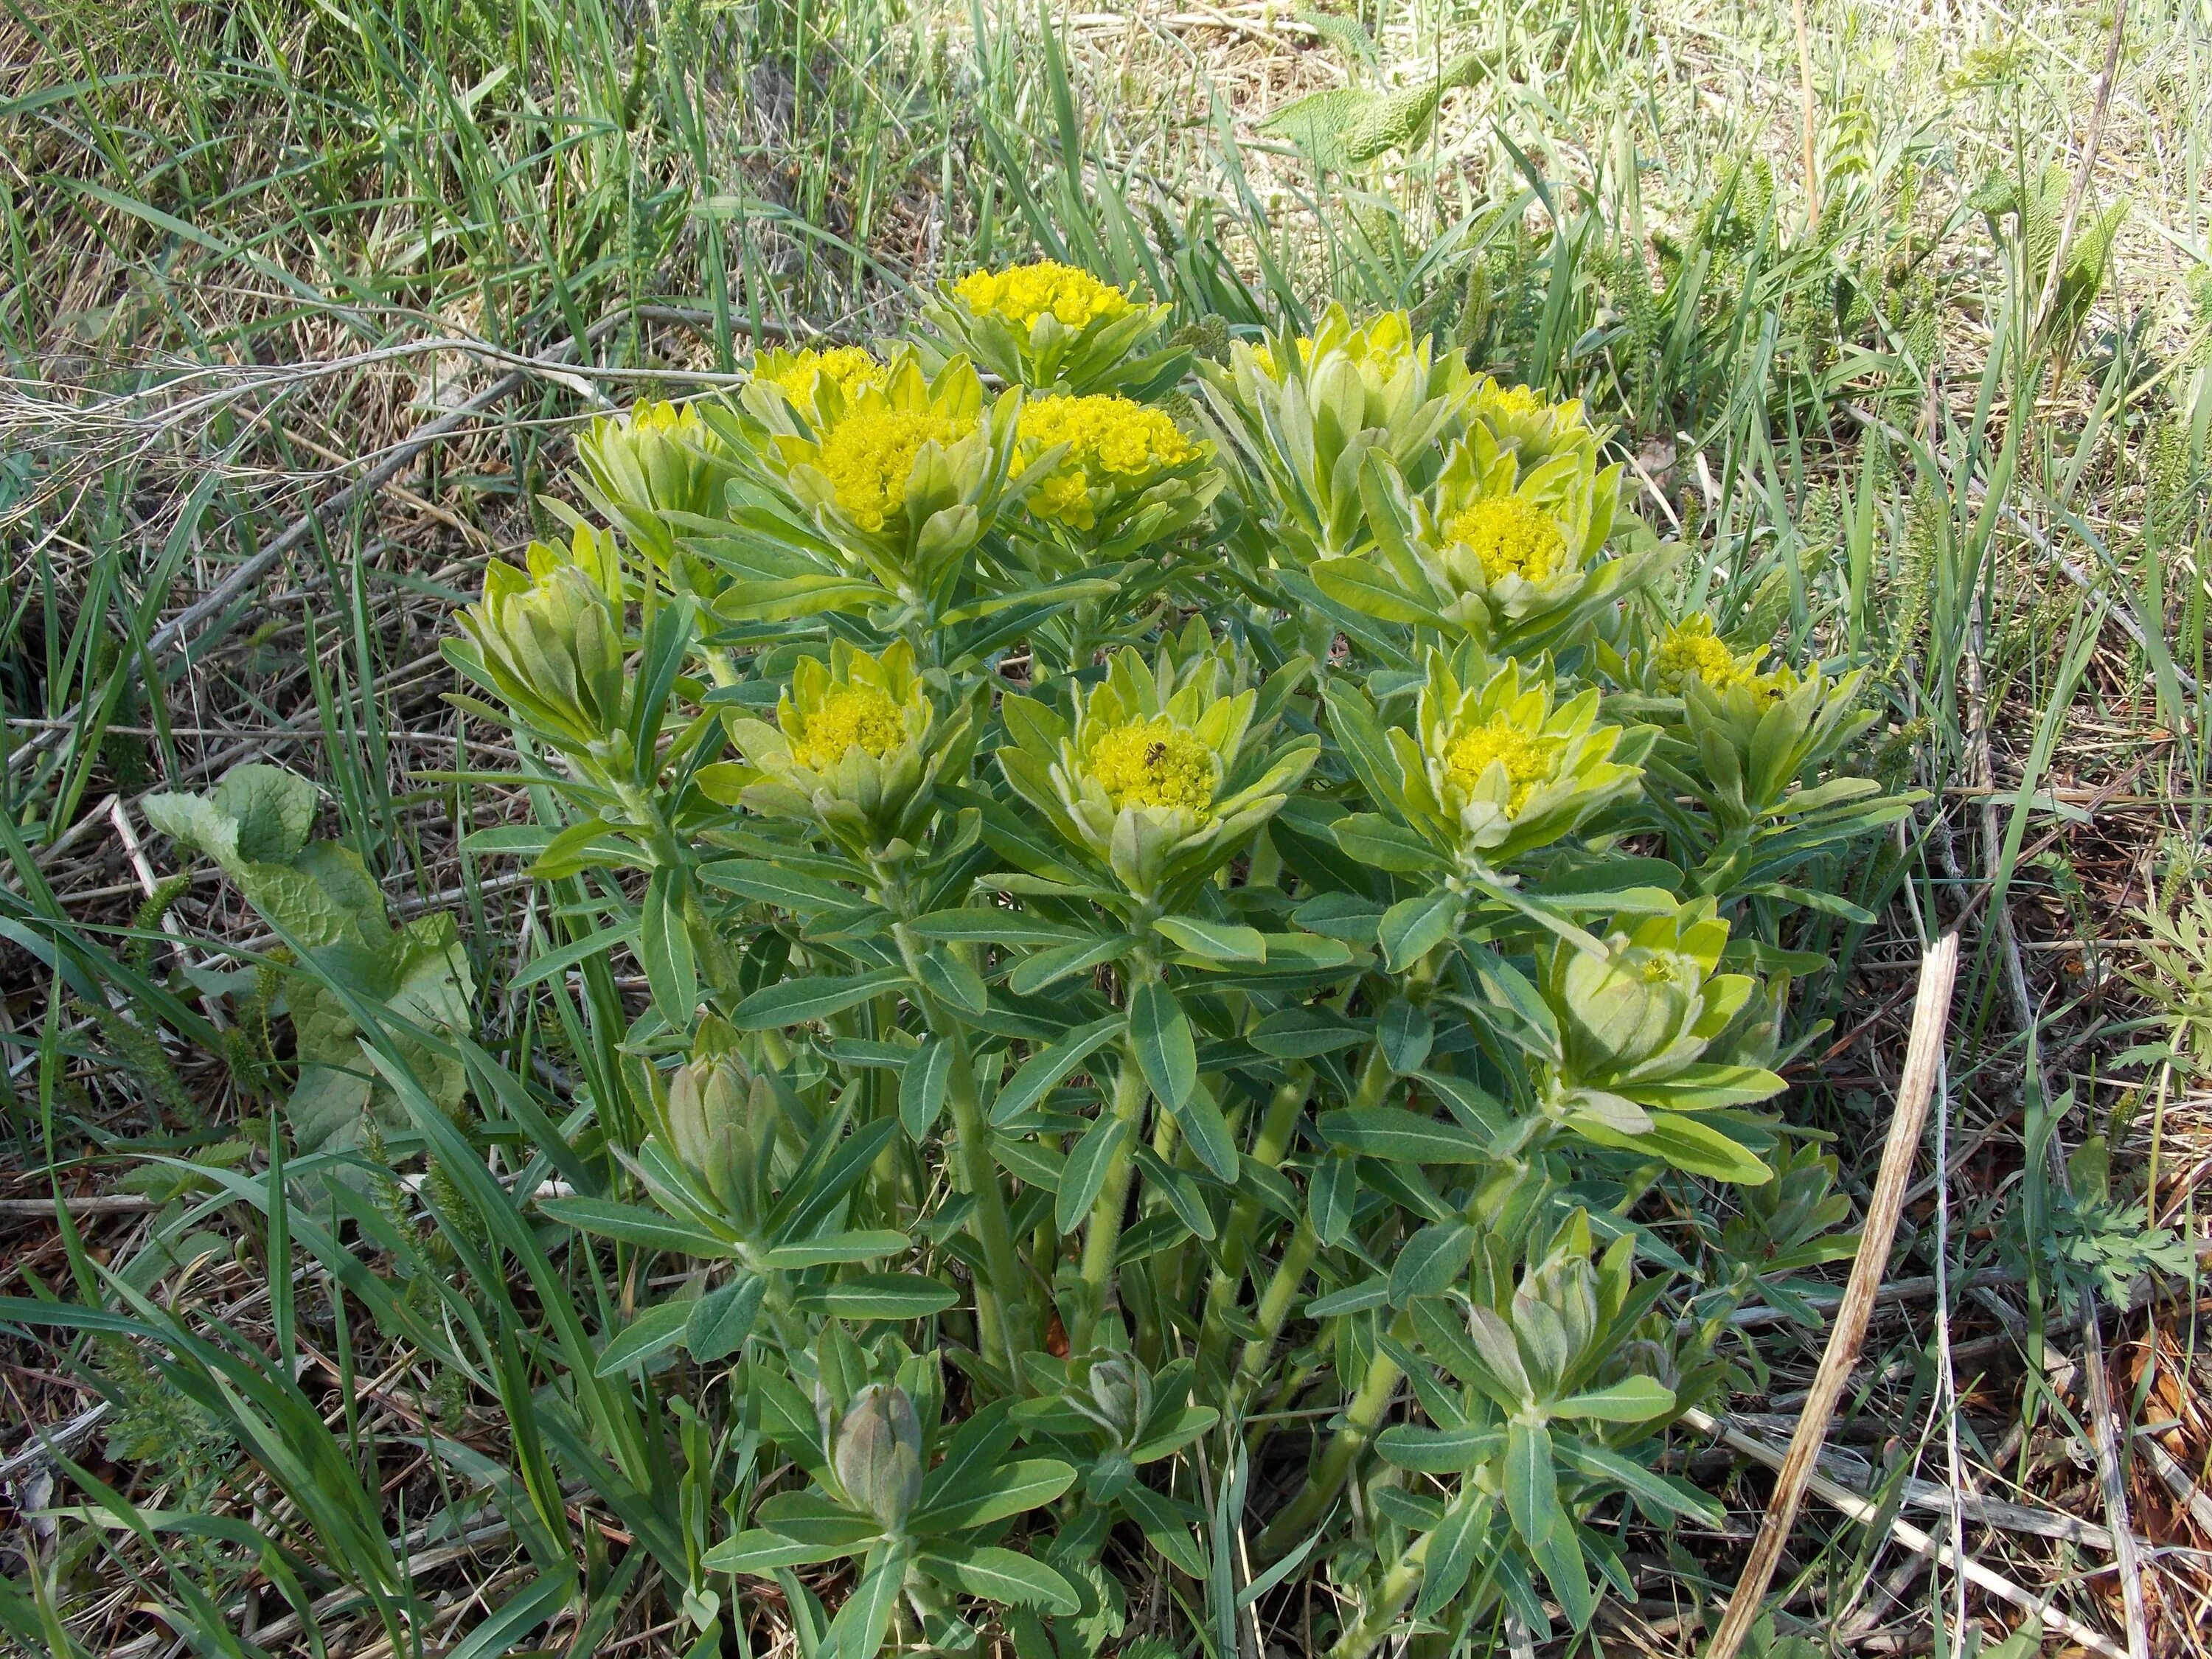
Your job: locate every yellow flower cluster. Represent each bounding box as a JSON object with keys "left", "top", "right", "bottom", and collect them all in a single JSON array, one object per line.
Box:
[
  {"left": 954, "top": 261, "right": 1134, "bottom": 331},
  {"left": 1020, "top": 394, "right": 1196, "bottom": 476},
  {"left": 790, "top": 684, "right": 904, "bottom": 770},
  {"left": 1086, "top": 718, "right": 1217, "bottom": 815},
  {"left": 1443, "top": 715, "right": 1562, "bottom": 815},
  {"left": 1655, "top": 615, "right": 1756, "bottom": 692},
  {"left": 1478, "top": 382, "right": 1549, "bottom": 421},
  {"left": 1446, "top": 496, "right": 1566, "bottom": 585},
  {"left": 762, "top": 347, "right": 886, "bottom": 403},
  {"left": 815, "top": 408, "right": 974, "bottom": 532},
  {"left": 1016, "top": 394, "right": 1196, "bottom": 529}
]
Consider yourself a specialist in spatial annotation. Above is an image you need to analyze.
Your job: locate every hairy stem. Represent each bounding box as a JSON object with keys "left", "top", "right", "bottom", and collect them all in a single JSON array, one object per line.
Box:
[
  {"left": 1256, "top": 1336, "right": 1405, "bottom": 1557},
  {"left": 1074, "top": 1053, "right": 1150, "bottom": 1352}
]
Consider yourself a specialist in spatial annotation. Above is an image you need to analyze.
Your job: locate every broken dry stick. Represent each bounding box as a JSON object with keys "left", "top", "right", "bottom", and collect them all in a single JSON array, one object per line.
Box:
[{"left": 1705, "top": 931, "right": 1961, "bottom": 1659}]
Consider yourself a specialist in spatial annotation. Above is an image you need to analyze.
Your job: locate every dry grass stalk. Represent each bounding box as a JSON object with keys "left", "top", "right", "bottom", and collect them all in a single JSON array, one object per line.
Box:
[{"left": 1705, "top": 930, "right": 1961, "bottom": 1659}]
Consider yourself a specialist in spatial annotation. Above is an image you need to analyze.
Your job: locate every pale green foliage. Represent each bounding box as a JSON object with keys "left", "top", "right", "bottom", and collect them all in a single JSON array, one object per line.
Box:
[{"left": 144, "top": 765, "right": 475, "bottom": 1155}]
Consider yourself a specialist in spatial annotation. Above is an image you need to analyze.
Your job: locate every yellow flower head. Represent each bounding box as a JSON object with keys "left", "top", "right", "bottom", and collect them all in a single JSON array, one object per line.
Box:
[
  {"left": 814, "top": 407, "right": 974, "bottom": 532},
  {"left": 954, "top": 262, "right": 1135, "bottom": 331},
  {"left": 1445, "top": 495, "right": 1567, "bottom": 585},
  {"left": 1655, "top": 614, "right": 1760, "bottom": 692},
  {"left": 1481, "top": 383, "right": 1549, "bottom": 421},
  {"left": 1018, "top": 394, "right": 1195, "bottom": 476},
  {"left": 789, "top": 684, "right": 905, "bottom": 771},
  {"left": 1085, "top": 717, "right": 1218, "bottom": 816},
  {"left": 1441, "top": 714, "right": 1563, "bottom": 816},
  {"left": 762, "top": 347, "right": 887, "bottom": 403},
  {"left": 1015, "top": 393, "right": 1197, "bottom": 529}
]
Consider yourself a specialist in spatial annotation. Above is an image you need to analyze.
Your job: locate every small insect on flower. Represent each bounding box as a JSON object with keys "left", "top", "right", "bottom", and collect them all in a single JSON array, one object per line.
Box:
[{"left": 1085, "top": 717, "right": 1219, "bottom": 817}]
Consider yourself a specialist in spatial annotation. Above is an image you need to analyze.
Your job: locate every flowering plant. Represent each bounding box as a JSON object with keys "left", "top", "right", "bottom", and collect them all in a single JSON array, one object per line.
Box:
[{"left": 441, "top": 271, "right": 1917, "bottom": 1658}]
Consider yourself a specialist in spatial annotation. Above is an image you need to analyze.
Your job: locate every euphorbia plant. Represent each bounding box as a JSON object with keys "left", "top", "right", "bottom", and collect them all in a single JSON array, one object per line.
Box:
[{"left": 437, "top": 262, "right": 1916, "bottom": 1658}]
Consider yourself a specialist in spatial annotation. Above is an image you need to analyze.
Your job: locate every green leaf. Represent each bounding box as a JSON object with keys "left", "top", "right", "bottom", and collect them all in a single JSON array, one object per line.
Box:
[
  {"left": 825, "top": 1545, "right": 906, "bottom": 1659},
  {"left": 918, "top": 947, "right": 991, "bottom": 1018},
  {"left": 1378, "top": 888, "right": 1460, "bottom": 972},
  {"left": 1250, "top": 1009, "right": 1364, "bottom": 1057},
  {"left": 1553, "top": 1436, "right": 1724, "bottom": 1526},
  {"left": 1376, "top": 998, "right": 1433, "bottom": 1075},
  {"left": 1119, "top": 1482, "right": 1208, "bottom": 1576},
  {"left": 1389, "top": 1220, "right": 1475, "bottom": 1304},
  {"left": 917, "top": 1545, "right": 1080, "bottom": 1614},
  {"left": 1506, "top": 1419, "right": 1593, "bottom": 1629},
  {"left": 1310, "top": 556, "right": 1441, "bottom": 625},
  {"left": 1551, "top": 1376, "right": 1675, "bottom": 1423},
  {"left": 592, "top": 1301, "right": 692, "bottom": 1377},
  {"left": 910, "top": 908, "right": 1088, "bottom": 946},
  {"left": 1374, "top": 1422, "right": 1506, "bottom": 1474},
  {"left": 1169, "top": 1082, "right": 1239, "bottom": 1183},
  {"left": 795, "top": 1273, "right": 960, "bottom": 1321},
  {"left": 1154, "top": 915, "right": 1267, "bottom": 964},
  {"left": 542, "top": 1197, "right": 737, "bottom": 1258},
  {"left": 1414, "top": 1491, "right": 1491, "bottom": 1618},
  {"left": 703, "top": 1526, "right": 873, "bottom": 1573},
  {"left": 1128, "top": 981, "right": 1196, "bottom": 1111},
  {"left": 757, "top": 1231, "right": 909, "bottom": 1269},
  {"left": 1329, "top": 813, "right": 1443, "bottom": 874},
  {"left": 1057, "top": 1113, "right": 1133, "bottom": 1234},
  {"left": 698, "top": 859, "right": 860, "bottom": 914},
  {"left": 991, "top": 1017, "right": 1121, "bottom": 1126},
  {"left": 1319, "top": 1107, "right": 1489, "bottom": 1164},
  {"left": 1621, "top": 1064, "right": 1788, "bottom": 1111},
  {"left": 1007, "top": 935, "right": 1130, "bottom": 995},
  {"left": 1129, "top": 1405, "right": 1220, "bottom": 1464},
  {"left": 907, "top": 1459, "right": 1076, "bottom": 1533},
  {"left": 641, "top": 866, "right": 699, "bottom": 1029},
  {"left": 899, "top": 1040, "right": 955, "bottom": 1141},
  {"left": 1571, "top": 1109, "right": 1773, "bottom": 1185},
  {"left": 731, "top": 968, "right": 908, "bottom": 1029},
  {"left": 686, "top": 1273, "right": 767, "bottom": 1362}
]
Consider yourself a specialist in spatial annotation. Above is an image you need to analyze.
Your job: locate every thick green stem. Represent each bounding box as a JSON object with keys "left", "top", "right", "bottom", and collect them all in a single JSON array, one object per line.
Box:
[
  {"left": 943, "top": 1047, "right": 1027, "bottom": 1376},
  {"left": 1230, "top": 1218, "right": 1319, "bottom": 1402},
  {"left": 1196, "top": 1071, "right": 1314, "bottom": 1379},
  {"left": 1256, "top": 1338, "right": 1405, "bottom": 1556},
  {"left": 877, "top": 872, "right": 1029, "bottom": 1377},
  {"left": 1073, "top": 1054, "right": 1150, "bottom": 1352},
  {"left": 1326, "top": 1532, "right": 1431, "bottom": 1659}
]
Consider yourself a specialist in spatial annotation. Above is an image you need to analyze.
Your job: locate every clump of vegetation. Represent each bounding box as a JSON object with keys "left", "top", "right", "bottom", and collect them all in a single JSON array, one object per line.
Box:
[{"left": 424, "top": 265, "right": 1912, "bottom": 1655}]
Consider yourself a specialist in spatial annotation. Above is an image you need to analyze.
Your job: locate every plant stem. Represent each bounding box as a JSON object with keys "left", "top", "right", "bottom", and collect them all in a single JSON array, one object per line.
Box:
[
  {"left": 1073, "top": 1052, "right": 1150, "bottom": 1352},
  {"left": 1327, "top": 1531, "right": 1432, "bottom": 1659},
  {"left": 877, "top": 870, "right": 1029, "bottom": 1377},
  {"left": 1230, "top": 1217, "right": 1318, "bottom": 1403},
  {"left": 1197, "top": 1069, "right": 1313, "bottom": 1377},
  {"left": 1256, "top": 1338, "right": 1405, "bottom": 1557}
]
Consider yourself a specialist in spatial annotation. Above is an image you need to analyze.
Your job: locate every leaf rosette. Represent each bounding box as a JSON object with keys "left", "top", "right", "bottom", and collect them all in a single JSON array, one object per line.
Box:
[
  {"left": 448, "top": 524, "right": 629, "bottom": 760},
  {"left": 1322, "top": 428, "right": 1655, "bottom": 660},
  {"left": 998, "top": 626, "right": 1317, "bottom": 905},
  {"left": 917, "top": 260, "right": 1183, "bottom": 397},
  {"left": 710, "top": 639, "right": 970, "bottom": 857},
  {"left": 1199, "top": 304, "right": 1478, "bottom": 568},
  {"left": 1525, "top": 900, "right": 1783, "bottom": 1182},
  {"left": 1333, "top": 650, "right": 1644, "bottom": 882}
]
